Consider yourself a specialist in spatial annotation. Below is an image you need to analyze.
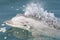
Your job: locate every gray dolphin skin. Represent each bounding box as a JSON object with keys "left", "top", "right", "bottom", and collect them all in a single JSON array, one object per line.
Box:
[{"left": 5, "top": 2, "right": 60, "bottom": 38}]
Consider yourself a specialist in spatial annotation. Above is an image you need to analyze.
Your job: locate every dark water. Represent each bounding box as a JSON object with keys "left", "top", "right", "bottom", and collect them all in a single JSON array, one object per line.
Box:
[{"left": 0, "top": 0, "right": 60, "bottom": 40}]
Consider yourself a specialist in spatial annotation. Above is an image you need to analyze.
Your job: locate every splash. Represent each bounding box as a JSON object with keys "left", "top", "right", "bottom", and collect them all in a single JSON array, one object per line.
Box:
[
  {"left": 0, "top": 27, "right": 6, "bottom": 33},
  {"left": 5, "top": 2, "right": 60, "bottom": 39},
  {"left": 24, "top": 2, "right": 60, "bottom": 29}
]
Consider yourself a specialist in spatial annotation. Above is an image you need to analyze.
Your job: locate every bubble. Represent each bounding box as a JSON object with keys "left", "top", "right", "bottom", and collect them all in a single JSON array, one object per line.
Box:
[
  {"left": 16, "top": 9, "right": 19, "bottom": 10},
  {"left": 23, "top": 5, "right": 25, "bottom": 8},
  {"left": 4, "top": 36, "right": 7, "bottom": 39},
  {"left": 1, "top": 23, "right": 5, "bottom": 26},
  {"left": 11, "top": 6, "right": 14, "bottom": 8}
]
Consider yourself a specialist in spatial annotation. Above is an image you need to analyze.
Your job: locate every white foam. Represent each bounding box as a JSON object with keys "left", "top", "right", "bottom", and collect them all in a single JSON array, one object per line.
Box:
[{"left": 0, "top": 27, "right": 6, "bottom": 33}]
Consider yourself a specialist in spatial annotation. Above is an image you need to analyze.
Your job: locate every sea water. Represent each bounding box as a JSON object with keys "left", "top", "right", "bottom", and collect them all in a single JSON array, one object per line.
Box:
[{"left": 0, "top": 0, "right": 60, "bottom": 40}]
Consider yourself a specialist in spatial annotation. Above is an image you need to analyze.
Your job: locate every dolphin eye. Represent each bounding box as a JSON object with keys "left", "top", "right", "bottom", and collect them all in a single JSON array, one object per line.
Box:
[{"left": 23, "top": 24, "right": 27, "bottom": 26}]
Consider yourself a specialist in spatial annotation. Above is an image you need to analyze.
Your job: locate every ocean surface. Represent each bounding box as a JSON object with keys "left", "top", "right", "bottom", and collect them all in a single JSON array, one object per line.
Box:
[{"left": 0, "top": 0, "right": 60, "bottom": 40}]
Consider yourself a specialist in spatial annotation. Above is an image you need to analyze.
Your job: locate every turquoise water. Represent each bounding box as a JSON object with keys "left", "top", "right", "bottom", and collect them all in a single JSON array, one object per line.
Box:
[{"left": 0, "top": 0, "right": 60, "bottom": 40}]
